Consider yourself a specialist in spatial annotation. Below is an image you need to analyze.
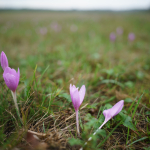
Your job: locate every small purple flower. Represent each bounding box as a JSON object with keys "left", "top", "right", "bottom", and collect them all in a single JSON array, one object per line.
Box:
[
  {"left": 116, "top": 27, "right": 123, "bottom": 35},
  {"left": 0, "top": 51, "right": 9, "bottom": 71},
  {"left": 102, "top": 100, "right": 124, "bottom": 126},
  {"left": 128, "top": 33, "right": 135, "bottom": 41},
  {"left": 3, "top": 67, "right": 20, "bottom": 92},
  {"left": 109, "top": 32, "right": 116, "bottom": 42},
  {"left": 70, "top": 84, "right": 86, "bottom": 135},
  {"left": 70, "top": 84, "right": 86, "bottom": 111},
  {"left": 94, "top": 100, "right": 124, "bottom": 131},
  {"left": 1, "top": 52, "right": 21, "bottom": 121},
  {"left": 79, "top": 100, "right": 124, "bottom": 150}
]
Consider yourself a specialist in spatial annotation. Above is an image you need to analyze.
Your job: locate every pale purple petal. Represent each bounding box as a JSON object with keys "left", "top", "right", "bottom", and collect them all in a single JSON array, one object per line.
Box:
[
  {"left": 3, "top": 67, "right": 12, "bottom": 75},
  {"left": 1, "top": 51, "right": 9, "bottom": 71},
  {"left": 3, "top": 73, "right": 17, "bottom": 91},
  {"left": 109, "top": 100, "right": 124, "bottom": 117},
  {"left": 79, "top": 85, "right": 86, "bottom": 105},
  {"left": 10, "top": 68, "right": 17, "bottom": 76},
  {"left": 72, "top": 89, "right": 80, "bottom": 111},
  {"left": 70, "top": 84, "right": 78, "bottom": 100},
  {"left": 103, "top": 100, "right": 124, "bottom": 123},
  {"left": 3, "top": 67, "right": 20, "bottom": 92},
  {"left": 3, "top": 67, "right": 17, "bottom": 78}
]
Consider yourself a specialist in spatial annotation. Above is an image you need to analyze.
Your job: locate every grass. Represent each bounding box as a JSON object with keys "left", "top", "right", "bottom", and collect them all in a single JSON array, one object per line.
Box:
[{"left": 0, "top": 11, "right": 150, "bottom": 150}]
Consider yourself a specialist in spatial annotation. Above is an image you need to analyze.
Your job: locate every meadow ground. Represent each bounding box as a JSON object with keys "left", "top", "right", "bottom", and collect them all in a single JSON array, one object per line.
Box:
[{"left": 0, "top": 11, "right": 150, "bottom": 150}]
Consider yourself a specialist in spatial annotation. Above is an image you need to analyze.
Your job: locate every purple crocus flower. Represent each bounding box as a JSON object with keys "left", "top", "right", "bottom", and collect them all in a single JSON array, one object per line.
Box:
[
  {"left": 0, "top": 51, "right": 9, "bottom": 71},
  {"left": 1, "top": 52, "right": 21, "bottom": 121},
  {"left": 3, "top": 67, "right": 20, "bottom": 92},
  {"left": 128, "top": 33, "right": 135, "bottom": 41},
  {"left": 80, "top": 100, "right": 124, "bottom": 150},
  {"left": 70, "top": 84, "right": 86, "bottom": 135},
  {"left": 109, "top": 32, "right": 116, "bottom": 42},
  {"left": 3, "top": 67, "right": 20, "bottom": 117},
  {"left": 97, "top": 100, "right": 124, "bottom": 131}
]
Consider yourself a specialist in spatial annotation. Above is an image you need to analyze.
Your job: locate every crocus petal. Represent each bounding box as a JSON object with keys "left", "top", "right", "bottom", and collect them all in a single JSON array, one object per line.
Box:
[
  {"left": 1, "top": 51, "right": 9, "bottom": 71},
  {"left": 3, "top": 67, "right": 12, "bottom": 75},
  {"left": 70, "top": 84, "right": 77, "bottom": 100},
  {"left": 10, "top": 68, "right": 17, "bottom": 76},
  {"left": 72, "top": 89, "right": 80, "bottom": 111},
  {"left": 3, "top": 67, "right": 20, "bottom": 92},
  {"left": 103, "top": 100, "right": 124, "bottom": 123},
  {"left": 5, "top": 67, "right": 17, "bottom": 77},
  {"left": 3, "top": 73, "right": 17, "bottom": 92},
  {"left": 79, "top": 85, "right": 86, "bottom": 105}
]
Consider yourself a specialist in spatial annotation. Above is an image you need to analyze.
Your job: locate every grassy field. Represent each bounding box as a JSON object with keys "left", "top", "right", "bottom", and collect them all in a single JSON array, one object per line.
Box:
[{"left": 0, "top": 11, "right": 150, "bottom": 150}]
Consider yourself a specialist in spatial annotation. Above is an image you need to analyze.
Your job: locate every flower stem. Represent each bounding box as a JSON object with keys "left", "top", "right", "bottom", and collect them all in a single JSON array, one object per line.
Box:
[
  {"left": 11, "top": 91, "right": 22, "bottom": 124},
  {"left": 79, "top": 121, "right": 107, "bottom": 150},
  {"left": 76, "top": 110, "right": 80, "bottom": 136}
]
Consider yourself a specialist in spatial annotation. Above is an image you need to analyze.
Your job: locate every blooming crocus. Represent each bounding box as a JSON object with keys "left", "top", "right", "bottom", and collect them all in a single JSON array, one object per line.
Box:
[
  {"left": 128, "top": 33, "right": 135, "bottom": 41},
  {"left": 3, "top": 67, "right": 20, "bottom": 117},
  {"left": 0, "top": 51, "right": 9, "bottom": 71},
  {"left": 109, "top": 32, "right": 116, "bottom": 42},
  {"left": 70, "top": 84, "right": 86, "bottom": 136},
  {"left": 80, "top": 100, "right": 124, "bottom": 150}
]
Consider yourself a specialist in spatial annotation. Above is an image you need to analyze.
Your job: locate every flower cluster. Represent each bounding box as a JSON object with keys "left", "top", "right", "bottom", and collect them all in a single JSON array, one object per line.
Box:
[
  {"left": 1, "top": 51, "right": 124, "bottom": 145},
  {"left": 69, "top": 83, "right": 124, "bottom": 140},
  {"left": 109, "top": 27, "right": 135, "bottom": 42}
]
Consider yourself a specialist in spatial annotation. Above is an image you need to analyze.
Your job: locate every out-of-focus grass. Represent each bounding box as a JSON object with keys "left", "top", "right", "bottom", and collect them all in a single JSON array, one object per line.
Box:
[{"left": 0, "top": 11, "right": 150, "bottom": 149}]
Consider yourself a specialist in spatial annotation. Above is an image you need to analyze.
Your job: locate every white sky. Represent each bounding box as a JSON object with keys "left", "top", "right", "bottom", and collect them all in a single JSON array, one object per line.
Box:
[{"left": 0, "top": 0, "right": 150, "bottom": 11}]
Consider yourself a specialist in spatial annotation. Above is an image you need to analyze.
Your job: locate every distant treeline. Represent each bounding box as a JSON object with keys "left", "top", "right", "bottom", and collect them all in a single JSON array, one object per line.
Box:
[{"left": 0, "top": 8, "right": 150, "bottom": 13}]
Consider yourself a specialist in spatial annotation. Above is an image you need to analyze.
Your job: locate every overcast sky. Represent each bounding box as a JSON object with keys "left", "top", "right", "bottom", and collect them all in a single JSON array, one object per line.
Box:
[{"left": 0, "top": 0, "right": 150, "bottom": 11}]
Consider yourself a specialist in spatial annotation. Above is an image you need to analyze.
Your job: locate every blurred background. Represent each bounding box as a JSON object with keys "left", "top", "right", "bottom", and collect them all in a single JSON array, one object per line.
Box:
[{"left": 0, "top": 0, "right": 150, "bottom": 92}]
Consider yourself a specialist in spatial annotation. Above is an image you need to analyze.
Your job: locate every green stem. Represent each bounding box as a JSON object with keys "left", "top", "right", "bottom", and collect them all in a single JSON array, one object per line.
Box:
[{"left": 11, "top": 91, "right": 22, "bottom": 124}]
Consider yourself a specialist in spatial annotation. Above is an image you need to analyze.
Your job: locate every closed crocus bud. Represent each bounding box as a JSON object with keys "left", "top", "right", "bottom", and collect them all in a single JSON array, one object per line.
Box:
[
  {"left": 70, "top": 84, "right": 86, "bottom": 136},
  {"left": 0, "top": 51, "right": 9, "bottom": 71},
  {"left": 3, "top": 67, "right": 20, "bottom": 92}
]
